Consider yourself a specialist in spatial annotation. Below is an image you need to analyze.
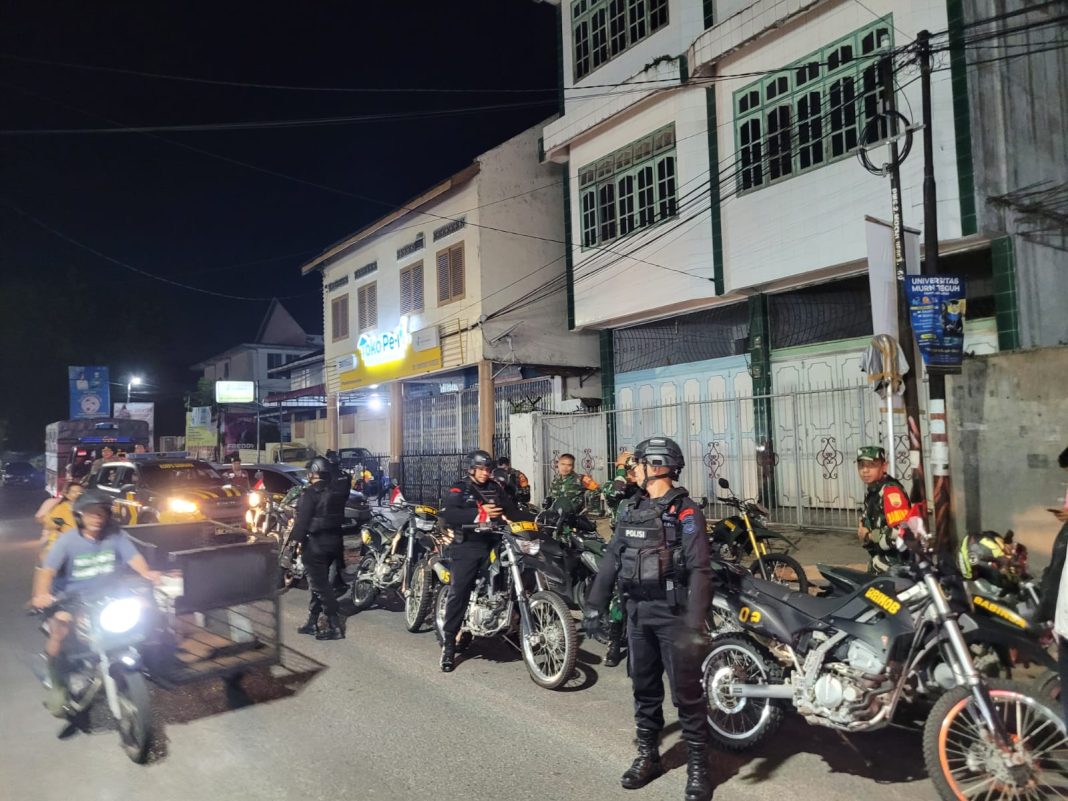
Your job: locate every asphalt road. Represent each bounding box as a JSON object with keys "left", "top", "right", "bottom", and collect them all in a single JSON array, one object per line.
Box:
[{"left": 0, "top": 487, "right": 939, "bottom": 801}]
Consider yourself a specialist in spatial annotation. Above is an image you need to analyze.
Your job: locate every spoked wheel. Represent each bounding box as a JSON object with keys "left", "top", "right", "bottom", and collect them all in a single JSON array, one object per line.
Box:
[
  {"left": 351, "top": 556, "right": 378, "bottom": 611},
  {"left": 702, "top": 635, "right": 784, "bottom": 750},
  {"left": 750, "top": 554, "right": 810, "bottom": 595},
  {"left": 520, "top": 591, "right": 578, "bottom": 690},
  {"left": 924, "top": 679, "right": 1068, "bottom": 801},
  {"left": 115, "top": 672, "right": 154, "bottom": 764},
  {"left": 404, "top": 561, "right": 434, "bottom": 632}
]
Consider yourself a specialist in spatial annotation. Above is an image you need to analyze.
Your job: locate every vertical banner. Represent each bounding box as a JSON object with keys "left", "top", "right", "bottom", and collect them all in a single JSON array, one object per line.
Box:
[
  {"left": 905, "top": 275, "right": 966, "bottom": 371},
  {"left": 114, "top": 402, "right": 155, "bottom": 447},
  {"left": 864, "top": 217, "right": 921, "bottom": 339},
  {"left": 68, "top": 366, "right": 110, "bottom": 419}
]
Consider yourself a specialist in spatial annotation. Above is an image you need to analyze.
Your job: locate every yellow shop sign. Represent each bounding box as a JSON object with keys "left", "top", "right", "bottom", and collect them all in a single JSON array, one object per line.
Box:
[{"left": 339, "top": 321, "right": 443, "bottom": 389}]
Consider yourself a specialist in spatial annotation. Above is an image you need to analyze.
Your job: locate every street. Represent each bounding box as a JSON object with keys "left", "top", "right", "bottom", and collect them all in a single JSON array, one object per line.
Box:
[{"left": 0, "top": 487, "right": 939, "bottom": 801}]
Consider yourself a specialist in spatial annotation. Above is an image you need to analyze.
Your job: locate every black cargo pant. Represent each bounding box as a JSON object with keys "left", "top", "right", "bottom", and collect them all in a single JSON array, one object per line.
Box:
[
  {"left": 627, "top": 598, "right": 710, "bottom": 744},
  {"left": 441, "top": 539, "right": 494, "bottom": 642},
  {"left": 305, "top": 531, "right": 345, "bottom": 618}
]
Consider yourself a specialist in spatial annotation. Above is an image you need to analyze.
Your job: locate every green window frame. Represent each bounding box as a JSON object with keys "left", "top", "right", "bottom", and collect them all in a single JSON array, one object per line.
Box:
[
  {"left": 733, "top": 17, "right": 893, "bottom": 194},
  {"left": 577, "top": 124, "right": 677, "bottom": 250},
  {"left": 572, "top": 0, "right": 669, "bottom": 81}
]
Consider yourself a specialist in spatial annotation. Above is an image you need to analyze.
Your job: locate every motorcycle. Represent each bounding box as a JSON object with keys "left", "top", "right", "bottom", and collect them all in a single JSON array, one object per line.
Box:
[
  {"left": 702, "top": 504, "right": 1068, "bottom": 800},
  {"left": 351, "top": 501, "right": 435, "bottom": 613},
  {"left": 535, "top": 499, "right": 603, "bottom": 610},
  {"left": 432, "top": 519, "right": 579, "bottom": 690},
  {"left": 710, "top": 478, "right": 809, "bottom": 594},
  {"left": 35, "top": 584, "right": 157, "bottom": 763}
]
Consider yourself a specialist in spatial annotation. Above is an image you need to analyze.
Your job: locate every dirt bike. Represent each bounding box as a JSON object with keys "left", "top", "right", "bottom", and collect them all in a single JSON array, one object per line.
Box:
[
  {"left": 702, "top": 503, "right": 1068, "bottom": 801},
  {"left": 433, "top": 519, "right": 579, "bottom": 690},
  {"left": 35, "top": 584, "right": 157, "bottom": 763},
  {"left": 710, "top": 477, "right": 808, "bottom": 594}
]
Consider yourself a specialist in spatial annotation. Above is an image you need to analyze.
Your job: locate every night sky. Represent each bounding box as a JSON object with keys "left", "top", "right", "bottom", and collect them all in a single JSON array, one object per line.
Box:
[{"left": 0, "top": 0, "right": 559, "bottom": 449}]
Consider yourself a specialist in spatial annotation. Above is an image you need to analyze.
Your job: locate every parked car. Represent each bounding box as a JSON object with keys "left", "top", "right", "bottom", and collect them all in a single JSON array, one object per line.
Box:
[
  {"left": 89, "top": 456, "right": 247, "bottom": 529},
  {"left": 1, "top": 460, "right": 45, "bottom": 489}
]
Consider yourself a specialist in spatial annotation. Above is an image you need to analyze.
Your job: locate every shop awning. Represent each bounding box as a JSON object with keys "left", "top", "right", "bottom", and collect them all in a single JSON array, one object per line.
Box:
[{"left": 264, "top": 383, "right": 326, "bottom": 403}]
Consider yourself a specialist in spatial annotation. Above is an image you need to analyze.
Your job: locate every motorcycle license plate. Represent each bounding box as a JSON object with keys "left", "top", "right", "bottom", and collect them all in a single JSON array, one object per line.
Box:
[{"left": 510, "top": 521, "right": 538, "bottom": 533}]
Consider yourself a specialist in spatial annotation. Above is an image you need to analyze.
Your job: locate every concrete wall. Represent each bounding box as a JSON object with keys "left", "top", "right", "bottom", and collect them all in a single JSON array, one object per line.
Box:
[
  {"left": 949, "top": 346, "right": 1068, "bottom": 569},
  {"left": 478, "top": 123, "right": 600, "bottom": 369},
  {"left": 964, "top": 0, "right": 1068, "bottom": 348}
]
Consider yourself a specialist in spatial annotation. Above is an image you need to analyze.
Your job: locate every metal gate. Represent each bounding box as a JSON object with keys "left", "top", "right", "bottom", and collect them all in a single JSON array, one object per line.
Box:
[{"left": 535, "top": 385, "right": 928, "bottom": 531}]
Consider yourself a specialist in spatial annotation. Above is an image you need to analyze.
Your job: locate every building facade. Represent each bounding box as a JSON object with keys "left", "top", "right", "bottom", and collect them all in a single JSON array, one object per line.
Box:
[
  {"left": 541, "top": 0, "right": 1015, "bottom": 511},
  {"left": 303, "top": 121, "right": 600, "bottom": 487}
]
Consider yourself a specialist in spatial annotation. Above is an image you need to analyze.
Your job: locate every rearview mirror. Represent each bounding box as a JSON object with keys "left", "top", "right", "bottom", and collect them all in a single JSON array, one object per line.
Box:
[{"left": 718, "top": 478, "right": 730, "bottom": 489}]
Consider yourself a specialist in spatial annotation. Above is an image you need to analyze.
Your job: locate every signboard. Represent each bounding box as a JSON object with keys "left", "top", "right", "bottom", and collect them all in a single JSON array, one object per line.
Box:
[
  {"left": 184, "top": 410, "right": 216, "bottom": 448},
  {"left": 113, "top": 402, "right": 155, "bottom": 448},
  {"left": 68, "top": 366, "right": 110, "bottom": 419},
  {"left": 215, "top": 380, "right": 255, "bottom": 403},
  {"left": 905, "top": 275, "right": 966, "bottom": 372},
  {"left": 339, "top": 320, "right": 443, "bottom": 390}
]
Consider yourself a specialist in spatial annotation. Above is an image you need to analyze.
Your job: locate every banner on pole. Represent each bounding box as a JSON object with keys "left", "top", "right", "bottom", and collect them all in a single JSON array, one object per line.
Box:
[
  {"left": 114, "top": 402, "right": 155, "bottom": 447},
  {"left": 905, "top": 275, "right": 966, "bottom": 371},
  {"left": 68, "top": 366, "right": 111, "bottom": 419}
]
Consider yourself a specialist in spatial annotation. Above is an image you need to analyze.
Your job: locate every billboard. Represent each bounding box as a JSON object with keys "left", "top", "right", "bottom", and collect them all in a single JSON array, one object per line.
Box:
[
  {"left": 215, "top": 381, "right": 255, "bottom": 403},
  {"left": 906, "top": 275, "right": 967, "bottom": 372},
  {"left": 185, "top": 407, "right": 216, "bottom": 448},
  {"left": 113, "top": 402, "right": 155, "bottom": 448},
  {"left": 68, "top": 366, "right": 111, "bottom": 419}
]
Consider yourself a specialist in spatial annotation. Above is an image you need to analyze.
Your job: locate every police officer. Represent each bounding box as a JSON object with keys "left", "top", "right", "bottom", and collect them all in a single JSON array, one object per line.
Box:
[
  {"left": 491, "top": 456, "right": 531, "bottom": 504},
  {"left": 438, "top": 449, "right": 532, "bottom": 672},
  {"left": 291, "top": 456, "right": 349, "bottom": 640},
  {"left": 856, "top": 445, "right": 910, "bottom": 573},
  {"left": 584, "top": 437, "right": 715, "bottom": 801}
]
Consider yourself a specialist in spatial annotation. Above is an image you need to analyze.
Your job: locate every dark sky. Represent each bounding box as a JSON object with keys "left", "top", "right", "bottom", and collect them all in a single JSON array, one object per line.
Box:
[{"left": 0, "top": 0, "right": 559, "bottom": 449}]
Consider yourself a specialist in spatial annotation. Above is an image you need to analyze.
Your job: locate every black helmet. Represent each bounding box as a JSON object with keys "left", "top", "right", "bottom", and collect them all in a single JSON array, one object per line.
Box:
[
  {"left": 73, "top": 488, "right": 114, "bottom": 520},
  {"left": 465, "top": 449, "right": 493, "bottom": 470},
  {"left": 634, "top": 437, "right": 685, "bottom": 471},
  {"left": 306, "top": 456, "right": 333, "bottom": 478}
]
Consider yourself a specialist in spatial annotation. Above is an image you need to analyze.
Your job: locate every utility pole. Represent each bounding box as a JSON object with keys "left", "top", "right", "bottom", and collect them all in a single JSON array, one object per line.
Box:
[
  {"left": 877, "top": 46, "right": 928, "bottom": 507},
  {"left": 918, "top": 29, "right": 954, "bottom": 556}
]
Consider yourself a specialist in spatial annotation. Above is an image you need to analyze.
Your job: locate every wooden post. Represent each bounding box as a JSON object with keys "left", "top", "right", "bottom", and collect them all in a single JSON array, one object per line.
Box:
[
  {"left": 478, "top": 359, "right": 495, "bottom": 454},
  {"left": 327, "top": 391, "right": 339, "bottom": 452},
  {"left": 390, "top": 381, "right": 404, "bottom": 482}
]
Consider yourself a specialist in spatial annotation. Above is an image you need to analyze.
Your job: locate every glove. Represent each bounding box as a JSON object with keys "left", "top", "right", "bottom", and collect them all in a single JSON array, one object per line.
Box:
[{"left": 582, "top": 609, "right": 605, "bottom": 640}]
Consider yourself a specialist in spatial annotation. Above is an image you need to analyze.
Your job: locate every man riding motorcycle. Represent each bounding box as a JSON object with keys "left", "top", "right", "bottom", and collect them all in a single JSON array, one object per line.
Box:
[
  {"left": 31, "top": 489, "right": 161, "bottom": 716},
  {"left": 438, "top": 449, "right": 533, "bottom": 673}
]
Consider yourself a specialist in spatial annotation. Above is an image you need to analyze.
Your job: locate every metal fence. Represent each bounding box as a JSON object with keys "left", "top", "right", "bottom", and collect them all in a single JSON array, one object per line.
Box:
[
  {"left": 537, "top": 385, "right": 926, "bottom": 531},
  {"left": 398, "top": 452, "right": 467, "bottom": 507}
]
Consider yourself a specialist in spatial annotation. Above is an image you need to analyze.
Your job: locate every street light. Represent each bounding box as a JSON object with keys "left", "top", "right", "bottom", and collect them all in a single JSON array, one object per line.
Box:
[{"left": 127, "top": 375, "right": 142, "bottom": 404}]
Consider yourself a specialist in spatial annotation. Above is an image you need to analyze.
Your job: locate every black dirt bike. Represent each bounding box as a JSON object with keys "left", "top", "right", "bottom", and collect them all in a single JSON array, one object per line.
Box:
[
  {"left": 709, "top": 478, "right": 808, "bottom": 594},
  {"left": 702, "top": 504, "right": 1068, "bottom": 800},
  {"left": 433, "top": 519, "right": 579, "bottom": 690}
]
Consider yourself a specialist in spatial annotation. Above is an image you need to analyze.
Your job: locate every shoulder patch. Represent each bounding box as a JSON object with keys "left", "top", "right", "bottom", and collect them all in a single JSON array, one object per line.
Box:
[
  {"left": 449, "top": 487, "right": 462, "bottom": 493},
  {"left": 678, "top": 508, "right": 695, "bottom": 521}
]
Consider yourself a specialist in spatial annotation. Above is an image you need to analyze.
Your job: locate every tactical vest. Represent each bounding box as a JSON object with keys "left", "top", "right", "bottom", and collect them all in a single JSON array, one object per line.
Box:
[
  {"left": 615, "top": 487, "right": 689, "bottom": 602},
  {"left": 308, "top": 480, "right": 347, "bottom": 534}
]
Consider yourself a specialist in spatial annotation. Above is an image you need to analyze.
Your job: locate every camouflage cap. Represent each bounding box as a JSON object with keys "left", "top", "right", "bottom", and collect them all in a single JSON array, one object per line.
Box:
[{"left": 856, "top": 445, "right": 887, "bottom": 463}]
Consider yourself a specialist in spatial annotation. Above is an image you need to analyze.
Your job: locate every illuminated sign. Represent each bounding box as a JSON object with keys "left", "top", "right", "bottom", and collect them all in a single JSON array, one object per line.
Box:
[
  {"left": 357, "top": 320, "right": 409, "bottom": 367},
  {"left": 215, "top": 381, "right": 255, "bottom": 403}
]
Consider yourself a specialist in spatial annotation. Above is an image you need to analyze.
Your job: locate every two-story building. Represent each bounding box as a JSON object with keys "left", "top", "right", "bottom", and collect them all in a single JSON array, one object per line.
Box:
[
  {"left": 540, "top": 0, "right": 1020, "bottom": 522},
  {"left": 301, "top": 121, "right": 600, "bottom": 490}
]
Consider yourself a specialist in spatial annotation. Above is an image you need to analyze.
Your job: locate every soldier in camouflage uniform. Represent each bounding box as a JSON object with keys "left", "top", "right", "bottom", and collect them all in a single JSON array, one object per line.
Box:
[
  {"left": 856, "top": 445, "right": 910, "bottom": 573},
  {"left": 548, "top": 453, "right": 600, "bottom": 512},
  {"left": 602, "top": 451, "right": 642, "bottom": 527}
]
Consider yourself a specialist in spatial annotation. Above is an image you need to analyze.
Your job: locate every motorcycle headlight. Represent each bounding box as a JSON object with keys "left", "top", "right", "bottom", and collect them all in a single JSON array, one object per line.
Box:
[
  {"left": 248, "top": 491, "right": 262, "bottom": 507},
  {"left": 515, "top": 538, "right": 541, "bottom": 556},
  {"left": 99, "top": 597, "right": 143, "bottom": 634},
  {"left": 415, "top": 518, "right": 437, "bottom": 531},
  {"left": 168, "top": 497, "right": 198, "bottom": 514},
  {"left": 361, "top": 528, "right": 373, "bottom": 545}
]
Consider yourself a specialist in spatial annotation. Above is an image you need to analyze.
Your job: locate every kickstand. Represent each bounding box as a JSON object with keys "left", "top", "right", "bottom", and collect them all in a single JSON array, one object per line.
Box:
[{"left": 833, "top": 730, "right": 874, "bottom": 770}]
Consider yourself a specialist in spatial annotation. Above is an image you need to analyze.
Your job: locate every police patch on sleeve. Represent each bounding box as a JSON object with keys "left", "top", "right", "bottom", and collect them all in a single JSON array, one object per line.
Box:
[{"left": 679, "top": 507, "right": 698, "bottom": 535}]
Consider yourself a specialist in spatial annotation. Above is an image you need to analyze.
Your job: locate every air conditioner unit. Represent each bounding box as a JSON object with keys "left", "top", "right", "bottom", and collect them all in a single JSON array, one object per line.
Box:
[{"left": 335, "top": 354, "right": 357, "bottom": 372}]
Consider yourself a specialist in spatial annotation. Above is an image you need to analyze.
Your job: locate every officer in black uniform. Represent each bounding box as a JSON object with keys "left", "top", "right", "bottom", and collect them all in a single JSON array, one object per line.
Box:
[
  {"left": 291, "top": 456, "right": 349, "bottom": 640},
  {"left": 491, "top": 456, "right": 531, "bottom": 504},
  {"left": 438, "top": 449, "right": 532, "bottom": 672},
  {"left": 584, "top": 436, "right": 715, "bottom": 801}
]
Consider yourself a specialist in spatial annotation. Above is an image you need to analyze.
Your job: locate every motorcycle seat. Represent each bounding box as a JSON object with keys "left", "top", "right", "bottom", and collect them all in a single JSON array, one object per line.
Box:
[
  {"left": 817, "top": 564, "right": 870, "bottom": 595},
  {"left": 741, "top": 574, "right": 849, "bottom": 619}
]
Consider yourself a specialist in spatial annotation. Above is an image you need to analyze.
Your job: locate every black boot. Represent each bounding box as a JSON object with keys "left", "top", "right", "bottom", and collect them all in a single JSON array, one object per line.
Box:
[
  {"left": 316, "top": 615, "right": 344, "bottom": 640},
  {"left": 621, "top": 728, "right": 663, "bottom": 789},
  {"left": 440, "top": 642, "right": 456, "bottom": 673},
  {"left": 684, "top": 740, "right": 714, "bottom": 801},
  {"left": 297, "top": 613, "right": 319, "bottom": 635}
]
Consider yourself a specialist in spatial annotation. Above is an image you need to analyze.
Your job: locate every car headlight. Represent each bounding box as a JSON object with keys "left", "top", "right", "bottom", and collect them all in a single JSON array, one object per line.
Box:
[
  {"left": 515, "top": 538, "right": 541, "bottom": 556},
  {"left": 168, "top": 498, "right": 198, "bottom": 514},
  {"left": 248, "top": 491, "right": 262, "bottom": 507},
  {"left": 99, "top": 598, "right": 142, "bottom": 634}
]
